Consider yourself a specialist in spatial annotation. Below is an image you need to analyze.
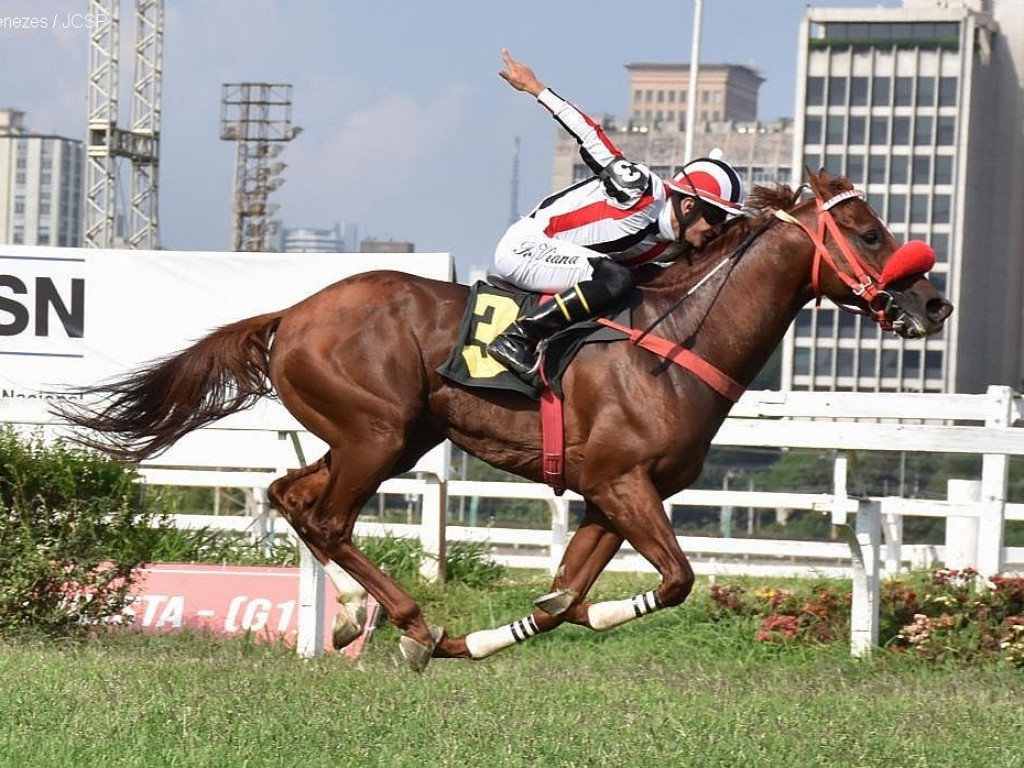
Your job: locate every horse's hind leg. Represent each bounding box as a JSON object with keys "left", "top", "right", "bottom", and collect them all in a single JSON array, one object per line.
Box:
[
  {"left": 295, "top": 445, "right": 451, "bottom": 670},
  {"left": 267, "top": 456, "right": 369, "bottom": 650}
]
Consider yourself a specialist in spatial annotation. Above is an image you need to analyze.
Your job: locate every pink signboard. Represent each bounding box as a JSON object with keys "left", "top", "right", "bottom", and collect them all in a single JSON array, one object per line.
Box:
[{"left": 125, "top": 563, "right": 378, "bottom": 657}]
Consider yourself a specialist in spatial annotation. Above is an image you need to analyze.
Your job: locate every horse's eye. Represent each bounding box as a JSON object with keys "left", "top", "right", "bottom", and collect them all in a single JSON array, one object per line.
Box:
[{"left": 861, "top": 230, "right": 881, "bottom": 246}]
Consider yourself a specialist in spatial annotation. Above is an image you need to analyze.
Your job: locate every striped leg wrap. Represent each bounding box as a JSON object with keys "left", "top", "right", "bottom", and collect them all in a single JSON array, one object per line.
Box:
[
  {"left": 465, "top": 614, "right": 541, "bottom": 660},
  {"left": 588, "top": 590, "right": 663, "bottom": 632}
]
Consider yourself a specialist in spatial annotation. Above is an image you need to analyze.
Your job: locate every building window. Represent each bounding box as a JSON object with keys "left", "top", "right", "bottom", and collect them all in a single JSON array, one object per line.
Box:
[
  {"left": 838, "top": 348, "right": 855, "bottom": 377},
  {"left": 887, "top": 193, "right": 907, "bottom": 223},
  {"left": 931, "top": 232, "right": 948, "bottom": 262},
  {"left": 933, "top": 194, "right": 951, "bottom": 223},
  {"left": 934, "top": 155, "right": 953, "bottom": 184},
  {"left": 633, "top": 89, "right": 642, "bottom": 103},
  {"left": 827, "top": 77, "right": 847, "bottom": 106},
  {"left": 645, "top": 89, "right": 653, "bottom": 102},
  {"left": 859, "top": 348, "right": 877, "bottom": 378},
  {"left": 805, "top": 116, "right": 823, "bottom": 144},
  {"left": 869, "top": 116, "right": 888, "bottom": 144},
  {"left": 839, "top": 313, "right": 858, "bottom": 339},
  {"left": 816, "top": 348, "right": 835, "bottom": 378},
  {"left": 891, "top": 116, "right": 911, "bottom": 145},
  {"left": 807, "top": 77, "right": 825, "bottom": 105},
  {"left": 848, "top": 116, "right": 866, "bottom": 145},
  {"left": 890, "top": 155, "right": 908, "bottom": 184},
  {"left": 912, "top": 156, "right": 931, "bottom": 184},
  {"left": 915, "top": 77, "right": 936, "bottom": 106},
  {"left": 936, "top": 115, "right": 956, "bottom": 145},
  {"left": 846, "top": 154, "right": 865, "bottom": 183},
  {"left": 910, "top": 195, "right": 929, "bottom": 223},
  {"left": 938, "top": 77, "right": 957, "bottom": 107},
  {"left": 794, "top": 348, "right": 810, "bottom": 377},
  {"left": 894, "top": 77, "right": 914, "bottom": 106},
  {"left": 914, "top": 115, "right": 933, "bottom": 145},
  {"left": 868, "top": 156, "right": 887, "bottom": 184},
  {"left": 926, "top": 351, "right": 943, "bottom": 379},
  {"left": 826, "top": 115, "right": 845, "bottom": 144},
  {"left": 850, "top": 77, "right": 869, "bottom": 106},
  {"left": 667, "top": 91, "right": 675, "bottom": 103},
  {"left": 871, "top": 77, "right": 891, "bottom": 106}
]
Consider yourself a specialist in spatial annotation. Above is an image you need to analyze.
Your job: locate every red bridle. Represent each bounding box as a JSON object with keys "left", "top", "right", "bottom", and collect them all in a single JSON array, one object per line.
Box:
[{"left": 774, "top": 189, "right": 936, "bottom": 331}]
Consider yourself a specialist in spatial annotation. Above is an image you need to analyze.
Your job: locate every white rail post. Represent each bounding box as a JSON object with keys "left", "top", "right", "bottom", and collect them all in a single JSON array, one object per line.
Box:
[
  {"left": 297, "top": 542, "right": 325, "bottom": 658},
  {"left": 419, "top": 473, "right": 447, "bottom": 583},
  {"left": 847, "top": 500, "right": 881, "bottom": 657},
  {"left": 977, "top": 385, "right": 1011, "bottom": 579},
  {"left": 548, "top": 495, "right": 571, "bottom": 575},
  {"left": 945, "top": 479, "right": 981, "bottom": 570}
]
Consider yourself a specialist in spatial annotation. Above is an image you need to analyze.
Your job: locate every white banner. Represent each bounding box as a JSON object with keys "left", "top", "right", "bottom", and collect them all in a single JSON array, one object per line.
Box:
[{"left": 0, "top": 245, "right": 454, "bottom": 411}]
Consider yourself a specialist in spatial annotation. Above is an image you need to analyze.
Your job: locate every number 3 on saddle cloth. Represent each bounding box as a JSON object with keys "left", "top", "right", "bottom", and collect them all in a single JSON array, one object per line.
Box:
[{"left": 437, "top": 281, "right": 631, "bottom": 495}]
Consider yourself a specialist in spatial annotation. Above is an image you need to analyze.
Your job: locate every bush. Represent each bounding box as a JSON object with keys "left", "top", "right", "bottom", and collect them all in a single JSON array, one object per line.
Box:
[
  {"left": 708, "top": 568, "right": 1024, "bottom": 667},
  {"left": 0, "top": 427, "right": 171, "bottom": 637}
]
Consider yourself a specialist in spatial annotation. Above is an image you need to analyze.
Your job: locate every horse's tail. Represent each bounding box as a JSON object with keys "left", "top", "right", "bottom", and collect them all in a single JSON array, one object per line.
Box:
[{"left": 56, "top": 310, "right": 285, "bottom": 462}]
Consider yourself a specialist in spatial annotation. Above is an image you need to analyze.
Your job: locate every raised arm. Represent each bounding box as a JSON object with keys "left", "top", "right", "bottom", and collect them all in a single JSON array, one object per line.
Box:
[{"left": 499, "top": 49, "right": 647, "bottom": 205}]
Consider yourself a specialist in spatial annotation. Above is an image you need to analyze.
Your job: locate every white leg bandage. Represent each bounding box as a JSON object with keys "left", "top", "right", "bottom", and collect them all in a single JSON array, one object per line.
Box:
[
  {"left": 587, "top": 590, "right": 662, "bottom": 631},
  {"left": 323, "top": 561, "right": 367, "bottom": 604},
  {"left": 465, "top": 615, "right": 540, "bottom": 659}
]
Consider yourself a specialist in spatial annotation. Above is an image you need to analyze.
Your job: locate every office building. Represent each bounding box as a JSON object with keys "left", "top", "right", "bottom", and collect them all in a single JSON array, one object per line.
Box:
[
  {"left": 787, "top": 0, "right": 1024, "bottom": 393},
  {"left": 281, "top": 223, "right": 357, "bottom": 253},
  {"left": 0, "top": 109, "right": 84, "bottom": 247}
]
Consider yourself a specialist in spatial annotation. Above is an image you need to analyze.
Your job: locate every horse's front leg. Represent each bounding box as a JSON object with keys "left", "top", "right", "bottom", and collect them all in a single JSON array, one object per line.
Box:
[
  {"left": 579, "top": 472, "right": 695, "bottom": 631},
  {"left": 444, "top": 502, "right": 624, "bottom": 660}
]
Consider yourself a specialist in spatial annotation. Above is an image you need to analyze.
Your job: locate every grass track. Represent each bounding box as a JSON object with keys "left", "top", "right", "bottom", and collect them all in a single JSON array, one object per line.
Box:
[{"left": 1, "top": 573, "right": 1022, "bottom": 767}]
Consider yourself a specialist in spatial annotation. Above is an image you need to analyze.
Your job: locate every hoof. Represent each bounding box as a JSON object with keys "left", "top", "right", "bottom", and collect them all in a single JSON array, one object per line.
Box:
[
  {"left": 331, "top": 602, "right": 367, "bottom": 650},
  {"left": 534, "top": 589, "right": 576, "bottom": 616},
  {"left": 398, "top": 626, "right": 443, "bottom": 673}
]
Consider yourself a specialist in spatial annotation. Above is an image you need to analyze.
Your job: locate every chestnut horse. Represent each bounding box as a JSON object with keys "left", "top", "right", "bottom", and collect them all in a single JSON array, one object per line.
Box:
[{"left": 59, "top": 171, "right": 952, "bottom": 670}]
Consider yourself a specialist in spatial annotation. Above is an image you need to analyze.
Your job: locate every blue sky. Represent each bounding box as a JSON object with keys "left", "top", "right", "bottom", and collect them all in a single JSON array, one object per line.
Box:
[{"left": 2, "top": 0, "right": 898, "bottom": 282}]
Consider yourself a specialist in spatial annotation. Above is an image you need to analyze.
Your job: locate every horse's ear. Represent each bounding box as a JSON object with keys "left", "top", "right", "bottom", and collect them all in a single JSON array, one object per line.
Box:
[{"left": 805, "top": 166, "right": 830, "bottom": 199}]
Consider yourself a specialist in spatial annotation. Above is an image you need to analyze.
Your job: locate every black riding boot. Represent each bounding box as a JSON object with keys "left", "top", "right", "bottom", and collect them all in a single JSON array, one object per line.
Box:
[
  {"left": 487, "top": 258, "right": 635, "bottom": 380},
  {"left": 486, "top": 289, "right": 587, "bottom": 378}
]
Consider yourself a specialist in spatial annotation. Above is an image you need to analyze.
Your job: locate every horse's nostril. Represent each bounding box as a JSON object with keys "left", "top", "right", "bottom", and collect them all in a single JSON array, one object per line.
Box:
[{"left": 928, "top": 299, "right": 954, "bottom": 322}]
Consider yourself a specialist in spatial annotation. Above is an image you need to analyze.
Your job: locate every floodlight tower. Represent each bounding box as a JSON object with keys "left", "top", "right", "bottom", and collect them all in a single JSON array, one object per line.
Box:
[
  {"left": 84, "top": 0, "right": 163, "bottom": 249},
  {"left": 219, "top": 83, "right": 300, "bottom": 252}
]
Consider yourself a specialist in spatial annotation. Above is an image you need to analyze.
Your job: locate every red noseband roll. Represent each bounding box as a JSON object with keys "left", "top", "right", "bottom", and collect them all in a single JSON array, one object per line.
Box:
[{"left": 881, "top": 240, "right": 936, "bottom": 286}]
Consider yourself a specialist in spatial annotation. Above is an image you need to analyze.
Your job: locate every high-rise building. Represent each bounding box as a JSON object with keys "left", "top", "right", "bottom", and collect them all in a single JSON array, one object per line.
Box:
[
  {"left": 281, "top": 223, "right": 357, "bottom": 253},
  {"left": 786, "top": 0, "right": 1024, "bottom": 393},
  {"left": 626, "top": 63, "right": 763, "bottom": 128},
  {"left": 0, "top": 109, "right": 84, "bottom": 247}
]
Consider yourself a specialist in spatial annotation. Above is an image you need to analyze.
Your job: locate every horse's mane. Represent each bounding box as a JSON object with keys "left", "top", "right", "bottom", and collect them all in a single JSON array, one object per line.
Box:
[{"left": 633, "top": 183, "right": 800, "bottom": 285}]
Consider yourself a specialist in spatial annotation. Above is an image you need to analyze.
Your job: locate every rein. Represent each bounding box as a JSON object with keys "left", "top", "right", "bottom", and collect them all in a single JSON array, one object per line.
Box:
[
  {"left": 595, "top": 217, "right": 777, "bottom": 403},
  {"left": 636, "top": 217, "right": 776, "bottom": 344}
]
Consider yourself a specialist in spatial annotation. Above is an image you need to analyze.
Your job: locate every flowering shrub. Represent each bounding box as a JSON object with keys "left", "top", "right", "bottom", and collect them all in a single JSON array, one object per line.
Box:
[{"left": 708, "top": 568, "right": 1024, "bottom": 667}]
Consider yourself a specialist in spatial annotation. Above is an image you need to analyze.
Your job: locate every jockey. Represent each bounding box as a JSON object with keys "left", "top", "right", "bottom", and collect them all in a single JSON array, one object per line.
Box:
[{"left": 487, "top": 49, "right": 746, "bottom": 381}]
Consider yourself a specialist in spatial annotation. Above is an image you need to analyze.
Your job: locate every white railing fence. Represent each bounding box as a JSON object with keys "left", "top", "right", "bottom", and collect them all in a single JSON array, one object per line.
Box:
[{"left": 4, "top": 385, "right": 1024, "bottom": 657}]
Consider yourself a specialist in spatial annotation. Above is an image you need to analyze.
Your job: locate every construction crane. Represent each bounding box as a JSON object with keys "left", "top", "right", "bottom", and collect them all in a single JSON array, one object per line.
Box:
[{"left": 84, "top": 0, "right": 163, "bottom": 249}]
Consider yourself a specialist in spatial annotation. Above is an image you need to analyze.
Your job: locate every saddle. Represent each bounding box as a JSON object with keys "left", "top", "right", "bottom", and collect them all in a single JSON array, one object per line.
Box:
[{"left": 437, "top": 280, "right": 629, "bottom": 400}]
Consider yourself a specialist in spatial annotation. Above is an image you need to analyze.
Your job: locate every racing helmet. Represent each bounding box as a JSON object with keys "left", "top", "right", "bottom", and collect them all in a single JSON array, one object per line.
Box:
[{"left": 667, "top": 154, "right": 745, "bottom": 216}]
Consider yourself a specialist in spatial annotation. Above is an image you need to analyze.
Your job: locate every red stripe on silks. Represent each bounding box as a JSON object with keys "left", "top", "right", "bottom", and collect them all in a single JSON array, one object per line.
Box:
[
  {"left": 579, "top": 107, "right": 621, "bottom": 159},
  {"left": 620, "top": 241, "right": 669, "bottom": 267},
  {"left": 544, "top": 196, "right": 653, "bottom": 237},
  {"left": 596, "top": 318, "right": 745, "bottom": 402}
]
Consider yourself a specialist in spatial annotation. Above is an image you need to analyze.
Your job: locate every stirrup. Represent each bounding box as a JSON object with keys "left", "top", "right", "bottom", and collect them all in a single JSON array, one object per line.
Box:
[{"left": 487, "top": 338, "right": 541, "bottom": 378}]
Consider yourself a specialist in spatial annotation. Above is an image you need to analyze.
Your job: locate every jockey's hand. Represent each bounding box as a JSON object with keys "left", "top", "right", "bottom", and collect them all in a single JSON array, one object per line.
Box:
[{"left": 499, "top": 49, "right": 545, "bottom": 97}]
